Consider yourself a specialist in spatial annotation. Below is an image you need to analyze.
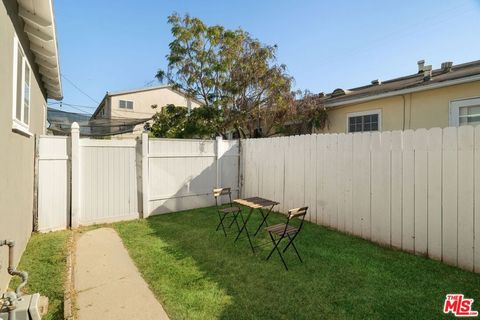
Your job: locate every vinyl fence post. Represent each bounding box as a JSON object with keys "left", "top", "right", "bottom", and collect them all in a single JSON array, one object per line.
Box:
[
  {"left": 71, "top": 122, "right": 80, "bottom": 228},
  {"left": 215, "top": 136, "right": 223, "bottom": 205},
  {"left": 238, "top": 139, "right": 243, "bottom": 199},
  {"left": 142, "top": 132, "right": 149, "bottom": 218},
  {"left": 216, "top": 136, "right": 223, "bottom": 189}
]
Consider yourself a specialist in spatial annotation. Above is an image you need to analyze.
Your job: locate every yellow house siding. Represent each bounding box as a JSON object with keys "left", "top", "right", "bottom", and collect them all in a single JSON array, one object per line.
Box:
[
  {"left": 109, "top": 87, "right": 202, "bottom": 119},
  {"left": 324, "top": 96, "right": 405, "bottom": 133},
  {"left": 409, "top": 81, "right": 480, "bottom": 129},
  {"left": 323, "top": 80, "right": 480, "bottom": 133}
]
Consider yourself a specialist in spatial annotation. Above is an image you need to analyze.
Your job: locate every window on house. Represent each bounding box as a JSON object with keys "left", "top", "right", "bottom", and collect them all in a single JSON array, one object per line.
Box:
[
  {"left": 119, "top": 100, "right": 133, "bottom": 109},
  {"left": 450, "top": 98, "right": 480, "bottom": 127},
  {"left": 347, "top": 110, "right": 381, "bottom": 133},
  {"left": 12, "top": 36, "right": 31, "bottom": 133}
]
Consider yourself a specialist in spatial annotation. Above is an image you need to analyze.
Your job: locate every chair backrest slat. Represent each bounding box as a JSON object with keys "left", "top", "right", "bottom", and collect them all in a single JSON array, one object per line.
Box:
[
  {"left": 213, "top": 187, "right": 231, "bottom": 198},
  {"left": 288, "top": 207, "right": 308, "bottom": 219}
]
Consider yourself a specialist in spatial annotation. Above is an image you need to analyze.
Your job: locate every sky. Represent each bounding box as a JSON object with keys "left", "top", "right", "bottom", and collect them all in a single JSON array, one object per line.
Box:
[{"left": 51, "top": 0, "right": 480, "bottom": 115}]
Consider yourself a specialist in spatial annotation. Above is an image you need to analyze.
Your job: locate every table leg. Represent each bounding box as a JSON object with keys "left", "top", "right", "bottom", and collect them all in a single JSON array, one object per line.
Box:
[
  {"left": 253, "top": 205, "right": 275, "bottom": 236},
  {"left": 234, "top": 207, "right": 253, "bottom": 243}
]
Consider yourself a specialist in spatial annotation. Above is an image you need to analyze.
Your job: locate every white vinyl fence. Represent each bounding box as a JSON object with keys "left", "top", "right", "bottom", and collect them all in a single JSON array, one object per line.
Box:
[
  {"left": 37, "top": 124, "right": 239, "bottom": 230},
  {"left": 78, "top": 139, "right": 139, "bottom": 225},
  {"left": 37, "top": 136, "right": 70, "bottom": 232},
  {"left": 242, "top": 126, "right": 480, "bottom": 273},
  {"left": 144, "top": 136, "right": 239, "bottom": 215}
]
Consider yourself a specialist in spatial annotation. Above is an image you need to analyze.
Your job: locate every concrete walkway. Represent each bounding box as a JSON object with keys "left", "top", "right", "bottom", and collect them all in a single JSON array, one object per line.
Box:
[{"left": 75, "top": 228, "right": 169, "bottom": 320}]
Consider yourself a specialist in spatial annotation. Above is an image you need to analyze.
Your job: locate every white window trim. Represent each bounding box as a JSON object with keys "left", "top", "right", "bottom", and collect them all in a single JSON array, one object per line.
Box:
[
  {"left": 346, "top": 109, "right": 382, "bottom": 133},
  {"left": 12, "top": 35, "right": 32, "bottom": 136},
  {"left": 449, "top": 97, "right": 480, "bottom": 127},
  {"left": 119, "top": 99, "right": 134, "bottom": 110}
]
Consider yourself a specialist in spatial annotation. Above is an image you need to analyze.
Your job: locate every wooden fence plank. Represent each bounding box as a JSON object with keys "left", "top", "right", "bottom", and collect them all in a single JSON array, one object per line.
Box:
[
  {"left": 371, "top": 131, "right": 391, "bottom": 246},
  {"left": 316, "top": 134, "right": 326, "bottom": 225},
  {"left": 344, "top": 133, "right": 354, "bottom": 234},
  {"left": 248, "top": 139, "right": 257, "bottom": 198},
  {"left": 305, "top": 134, "right": 317, "bottom": 222},
  {"left": 402, "top": 130, "right": 415, "bottom": 252},
  {"left": 414, "top": 129, "right": 428, "bottom": 255},
  {"left": 287, "top": 136, "right": 295, "bottom": 211},
  {"left": 352, "top": 133, "right": 364, "bottom": 237},
  {"left": 443, "top": 127, "right": 458, "bottom": 266},
  {"left": 336, "top": 133, "right": 346, "bottom": 232},
  {"left": 351, "top": 133, "right": 371, "bottom": 238},
  {"left": 475, "top": 126, "right": 480, "bottom": 273},
  {"left": 390, "top": 131, "right": 403, "bottom": 248},
  {"left": 284, "top": 136, "right": 294, "bottom": 212},
  {"left": 250, "top": 139, "right": 259, "bottom": 198},
  {"left": 361, "top": 133, "right": 372, "bottom": 239},
  {"left": 273, "top": 138, "right": 285, "bottom": 212},
  {"left": 457, "top": 126, "right": 474, "bottom": 271},
  {"left": 427, "top": 128, "right": 443, "bottom": 261},
  {"left": 294, "top": 136, "right": 305, "bottom": 213},
  {"left": 262, "top": 139, "right": 274, "bottom": 200},
  {"left": 325, "top": 134, "right": 338, "bottom": 228}
]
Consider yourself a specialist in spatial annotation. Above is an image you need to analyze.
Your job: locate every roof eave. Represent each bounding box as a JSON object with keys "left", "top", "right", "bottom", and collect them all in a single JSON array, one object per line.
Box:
[
  {"left": 91, "top": 93, "right": 108, "bottom": 119},
  {"left": 17, "top": 0, "right": 62, "bottom": 100},
  {"left": 325, "top": 74, "right": 480, "bottom": 108}
]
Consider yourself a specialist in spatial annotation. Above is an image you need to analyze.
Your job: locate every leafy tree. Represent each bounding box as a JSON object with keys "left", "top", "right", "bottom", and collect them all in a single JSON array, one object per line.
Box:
[
  {"left": 145, "top": 104, "right": 221, "bottom": 139},
  {"left": 156, "top": 13, "right": 301, "bottom": 138},
  {"left": 145, "top": 104, "right": 187, "bottom": 138},
  {"left": 154, "top": 13, "right": 327, "bottom": 138},
  {"left": 279, "top": 91, "right": 329, "bottom": 135}
]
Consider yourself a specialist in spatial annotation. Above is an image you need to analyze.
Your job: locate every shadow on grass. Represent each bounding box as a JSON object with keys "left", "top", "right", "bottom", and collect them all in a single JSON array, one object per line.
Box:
[{"left": 114, "top": 207, "right": 480, "bottom": 320}]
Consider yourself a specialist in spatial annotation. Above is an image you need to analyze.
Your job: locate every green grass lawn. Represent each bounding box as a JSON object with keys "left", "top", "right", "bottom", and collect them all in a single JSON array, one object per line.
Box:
[
  {"left": 9, "top": 231, "right": 70, "bottom": 320},
  {"left": 114, "top": 207, "right": 480, "bottom": 319}
]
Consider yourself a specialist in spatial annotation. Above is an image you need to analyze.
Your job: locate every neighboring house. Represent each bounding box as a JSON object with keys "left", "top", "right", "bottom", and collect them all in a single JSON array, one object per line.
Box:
[
  {"left": 321, "top": 59, "right": 480, "bottom": 133},
  {"left": 47, "top": 107, "right": 90, "bottom": 135},
  {"left": 91, "top": 84, "right": 203, "bottom": 138},
  {"left": 0, "top": 0, "right": 62, "bottom": 289}
]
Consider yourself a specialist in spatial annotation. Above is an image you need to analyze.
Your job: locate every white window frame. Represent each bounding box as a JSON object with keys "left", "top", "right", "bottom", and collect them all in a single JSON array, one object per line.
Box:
[
  {"left": 12, "top": 35, "right": 32, "bottom": 136},
  {"left": 119, "top": 99, "right": 134, "bottom": 110},
  {"left": 346, "top": 109, "right": 382, "bottom": 133},
  {"left": 449, "top": 97, "right": 480, "bottom": 127}
]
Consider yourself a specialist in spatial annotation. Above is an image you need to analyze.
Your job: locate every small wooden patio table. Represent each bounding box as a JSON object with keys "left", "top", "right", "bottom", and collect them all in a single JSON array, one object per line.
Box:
[{"left": 233, "top": 197, "right": 279, "bottom": 253}]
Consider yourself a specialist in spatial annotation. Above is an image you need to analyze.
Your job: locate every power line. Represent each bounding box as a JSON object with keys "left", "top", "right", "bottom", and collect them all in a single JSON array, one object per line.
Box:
[
  {"left": 61, "top": 74, "right": 99, "bottom": 104},
  {"left": 47, "top": 105, "right": 87, "bottom": 114},
  {"left": 48, "top": 102, "right": 93, "bottom": 115},
  {"left": 48, "top": 101, "right": 97, "bottom": 109}
]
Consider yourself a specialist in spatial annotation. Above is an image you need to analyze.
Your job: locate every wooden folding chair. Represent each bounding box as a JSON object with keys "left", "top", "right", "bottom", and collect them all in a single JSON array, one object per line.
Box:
[
  {"left": 265, "top": 207, "right": 308, "bottom": 270},
  {"left": 213, "top": 188, "right": 242, "bottom": 237}
]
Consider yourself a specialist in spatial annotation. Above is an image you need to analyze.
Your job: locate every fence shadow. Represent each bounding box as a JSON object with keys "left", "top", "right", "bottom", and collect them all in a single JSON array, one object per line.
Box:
[{"left": 147, "top": 139, "right": 239, "bottom": 215}]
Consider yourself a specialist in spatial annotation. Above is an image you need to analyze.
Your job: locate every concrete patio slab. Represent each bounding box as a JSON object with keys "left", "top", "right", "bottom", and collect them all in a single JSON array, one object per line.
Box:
[{"left": 75, "top": 227, "right": 169, "bottom": 320}]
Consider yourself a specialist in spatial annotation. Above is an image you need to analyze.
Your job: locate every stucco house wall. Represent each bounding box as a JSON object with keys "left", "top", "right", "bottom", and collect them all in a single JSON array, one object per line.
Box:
[
  {"left": 94, "top": 86, "right": 203, "bottom": 138},
  {"left": 0, "top": 0, "right": 49, "bottom": 290},
  {"left": 323, "top": 81, "right": 480, "bottom": 133},
  {"left": 109, "top": 87, "right": 201, "bottom": 119}
]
